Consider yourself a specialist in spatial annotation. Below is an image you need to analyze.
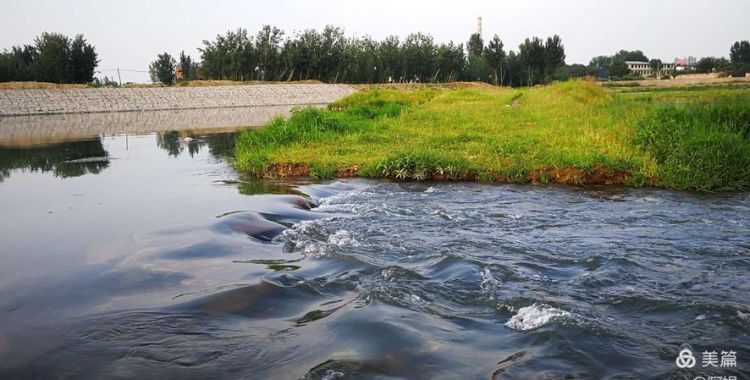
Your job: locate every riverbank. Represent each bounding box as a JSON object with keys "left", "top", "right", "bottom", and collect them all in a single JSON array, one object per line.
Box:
[
  {"left": 234, "top": 80, "right": 750, "bottom": 191},
  {"left": 0, "top": 79, "right": 326, "bottom": 90},
  {"left": 0, "top": 83, "right": 355, "bottom": 116}
]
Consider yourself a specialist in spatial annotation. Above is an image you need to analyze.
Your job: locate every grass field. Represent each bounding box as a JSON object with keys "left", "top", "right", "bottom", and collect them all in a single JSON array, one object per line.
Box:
[{"left": 234, "top": 80, "right": 750, "bottom": 191}]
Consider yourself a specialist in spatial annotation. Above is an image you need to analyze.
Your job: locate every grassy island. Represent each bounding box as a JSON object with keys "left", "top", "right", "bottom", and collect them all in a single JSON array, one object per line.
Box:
[{"left": 235, "top": 80, "right": 750, "bottom": 191}]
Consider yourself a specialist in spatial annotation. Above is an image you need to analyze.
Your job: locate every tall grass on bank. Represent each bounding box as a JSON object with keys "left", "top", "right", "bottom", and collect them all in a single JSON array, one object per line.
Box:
[
  {"left": 235, "top": 80, "right": 750, "bottom": 191},
  {"left": 235, "top": 89, "right": 436, "bottom": 176},
  {"left": 363, "top": 149, "right": 477, "bottom": 180},
  {"left": 635, "top": 101, "right": 750, "bottom": 191}
]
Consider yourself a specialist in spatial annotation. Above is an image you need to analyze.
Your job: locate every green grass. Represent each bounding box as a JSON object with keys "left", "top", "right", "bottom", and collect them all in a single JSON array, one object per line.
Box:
[
  {"left": 602, "top": 82, "right": 641, "bottom": 88},
  {"left": 617, "top": 82, "right": 750, "bottom": 94},
  {"left": 635, "top": 101, "right": 750, "bottom": 191},
  {"left": 234, "top": 80, "right": 750, "bottom": 191}
]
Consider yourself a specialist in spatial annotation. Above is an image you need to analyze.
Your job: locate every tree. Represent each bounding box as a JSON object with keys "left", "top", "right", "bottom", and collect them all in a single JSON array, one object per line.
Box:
[
  {"left": 68, "top": 34, "right": 98, "bottom": 83},
  {"left": 729, "top": 40, "right": 750, "bottom": 64},
  {"left": 149, "top": 52, "right": 176, "bottom": 85},
  {"left": 467, "top": 33, "right": 484, "bottom": 59},
  {"left": 34, "top": 32, "right": 71, "bottom": 83},
  {"left": 187, "top": 26, "right": 570, "bottom": 87},
  {"left": 589, "top": 55, "right": 612, "bottom": 78},
  {"left": 339, "top": 36, "right": 377, "bottom": 83},
  {"left": 553, "top": 64, "right": 589, "bottom": 81},
  {"left": 0, "top": 53, "right": 12, "bottom": 82},
  {"left": 295, "top": 29, "right": 323, "bottom": 80},
  {"left": 0, "top": 45, "right": 37, "bottom": 82},
  {"left": 544, "top": 35, "right": 566, "bottom": 83},
  {"left": 379, "top": 35, "right": 401, "bottom": 82},
  {"left": 695, "top": 57, "right": 717, "bottom": 73},
  {"left": 255, "top": 25, "right": 283, "bottom": 81},
  {"left": 0, "top": 32, "right": 99, "bottom": 84},
  {"left": 729, "top": 40, "right": 750, "bottom": 76},
  {"left": 435, "top": 41, "right": 464, "bottom": 82},
  {"left": 518, "top": 37, "right": 545, "bottom": 86},
  {"left": 589, "top": 55, "right": 611, "bottom": 68},
  {"left": 608, "top": 61, "right": 630, "bottom": 79},
  {"left": 464, "top": 55, "right": 490, "bottom": 82},
  {"left": 613, "top": 49, "right": 648, "bottom": 62},
  {"left": 401, "top": 32, "right": 436, "bottom": 82},
  {"left": 319, "top": 25, "right": 346, "bottom": 82},
  {"left": 505, "top": 51, "right": 523, "bottom": 87},
  {"left": 279, "top": 38, "right": 299, "bottom": 81},
  {"left": 649, "top": 59, "right": 662, "bottom": 78},
  {"left": 484, "top": 35, "right": 506, "bottom": 85},
  {"left": 178, "top": 51, "right": 193, "bottom": 81},
  {"left": 464, "top": 33, "right": 488, "bottom": 82},
  {"left": 715, "top": 57, "right": 732, "bottom": 72},
  {"left": 199, "top": 28, "right": 254, "bottom": 81}
]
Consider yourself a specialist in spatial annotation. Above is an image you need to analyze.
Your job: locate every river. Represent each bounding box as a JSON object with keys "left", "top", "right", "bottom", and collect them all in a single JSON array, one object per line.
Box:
[{"left": 0, "top": 130, "right": 748, "bottom": 379}]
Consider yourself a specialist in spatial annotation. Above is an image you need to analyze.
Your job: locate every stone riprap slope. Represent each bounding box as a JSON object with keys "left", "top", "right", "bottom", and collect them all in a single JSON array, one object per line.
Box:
[{"left": 0, "top": 84, "right": 356, "bottom": 116}]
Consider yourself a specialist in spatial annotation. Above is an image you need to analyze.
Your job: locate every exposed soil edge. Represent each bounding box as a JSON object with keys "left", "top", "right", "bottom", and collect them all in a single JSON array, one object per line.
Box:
[{"left": 262, "top": 162, "right": 637, "bottom": 186}]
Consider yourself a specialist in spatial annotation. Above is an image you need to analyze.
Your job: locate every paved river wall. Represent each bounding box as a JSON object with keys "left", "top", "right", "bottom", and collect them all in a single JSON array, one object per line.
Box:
[
  {"left": 0, "top": 84, "right": 356, "bottom": 116},
  {"left": 0, "top": 106, "right": 307, "bottom": 146},
  {"left": 0, "top": 84, "right": 356, "bottom": 145}
]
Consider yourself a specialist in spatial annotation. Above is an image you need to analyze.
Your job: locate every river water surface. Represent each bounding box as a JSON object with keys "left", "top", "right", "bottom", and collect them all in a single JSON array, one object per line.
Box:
[{"left": 0, "top": 131, "right": 748, "bottom": 379}]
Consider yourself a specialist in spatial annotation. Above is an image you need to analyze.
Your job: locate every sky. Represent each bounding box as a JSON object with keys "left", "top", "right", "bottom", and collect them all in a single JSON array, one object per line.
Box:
[{"left": 1, "top": 0, "right": 748, "bottom": 83}]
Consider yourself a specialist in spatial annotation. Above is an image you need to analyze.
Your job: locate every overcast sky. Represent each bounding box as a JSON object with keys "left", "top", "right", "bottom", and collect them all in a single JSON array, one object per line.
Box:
[{"left": 1, "top": 0, "right": 748, "bottom": 83}]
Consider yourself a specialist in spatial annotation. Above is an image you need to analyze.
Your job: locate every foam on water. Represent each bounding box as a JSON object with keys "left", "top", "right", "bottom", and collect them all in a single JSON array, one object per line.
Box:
[
  {"left": 505, "top": 303, "right": 572, "bottom": 331},
  {"left": 321, "top": 369, "right": 344, "bottom": 380},
  {"left": 328, "top": 230, "right": 360, "bottom": 247}
]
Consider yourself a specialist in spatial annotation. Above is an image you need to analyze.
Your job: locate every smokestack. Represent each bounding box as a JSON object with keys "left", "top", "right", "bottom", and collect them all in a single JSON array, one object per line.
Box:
[{"left": 477, "top": 17, "right": 482, "bottom": 36}]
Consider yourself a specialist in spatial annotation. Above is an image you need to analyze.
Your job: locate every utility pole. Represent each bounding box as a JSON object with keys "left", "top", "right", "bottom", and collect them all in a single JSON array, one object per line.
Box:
[
  {"left": 477, "top": 17, "right": 482, "bottom": 36},
  {"left": 117, "top": 68, "right": 122, "bottom": 86}
]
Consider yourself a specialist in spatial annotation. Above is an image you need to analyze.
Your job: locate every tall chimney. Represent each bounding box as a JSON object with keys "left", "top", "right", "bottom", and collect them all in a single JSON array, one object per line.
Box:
[{"left": 477, "top": 17, "right": 482, "bottom": 36}]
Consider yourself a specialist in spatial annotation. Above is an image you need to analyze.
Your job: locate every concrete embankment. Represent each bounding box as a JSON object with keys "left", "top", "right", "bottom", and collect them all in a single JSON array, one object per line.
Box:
[{"left": 0, "top": 84, "right": 356, "bottom": 116}]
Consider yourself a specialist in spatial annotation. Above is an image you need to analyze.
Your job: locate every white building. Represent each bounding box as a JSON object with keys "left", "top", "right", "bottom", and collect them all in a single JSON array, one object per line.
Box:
[{"left": 625, "top": 61, "right": 675, "bottom": 77}]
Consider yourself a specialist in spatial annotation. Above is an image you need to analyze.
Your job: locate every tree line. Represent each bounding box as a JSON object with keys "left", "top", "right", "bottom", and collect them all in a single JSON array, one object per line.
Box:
[
  {"left": 694, "top": 41, "right": 750, "bottom": 76},
  {"left": 150, "top": 25, "right": 567, "bottom": 87},
  {"left": 590, "top": 42, "right": 750, "bottom": 79},
  {"left": 2, "top": 29, "right": 746, "bottom": 86},
  {"left": 0, "top": 32, "right": 98, "bottom": 83}
]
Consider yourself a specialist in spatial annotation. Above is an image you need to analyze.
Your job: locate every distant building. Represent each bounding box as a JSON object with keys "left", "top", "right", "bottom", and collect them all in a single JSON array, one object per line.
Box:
[
  {"left": 674, "top": 56, "right": 697, "bottom": 71},
  {"left": 626, "top": 61, "right": 675, "bottom": 77}
]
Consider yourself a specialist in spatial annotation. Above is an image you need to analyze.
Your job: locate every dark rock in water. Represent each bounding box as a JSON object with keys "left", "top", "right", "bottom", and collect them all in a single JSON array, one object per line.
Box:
[{"left": 212, "top": 212, "right": 287, "bottom": 242}]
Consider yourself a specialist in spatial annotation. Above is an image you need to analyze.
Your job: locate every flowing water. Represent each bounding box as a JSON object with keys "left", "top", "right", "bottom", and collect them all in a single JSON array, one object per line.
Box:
[{"left": 0, "top": 132, "right": 748, "bottom": 379}]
